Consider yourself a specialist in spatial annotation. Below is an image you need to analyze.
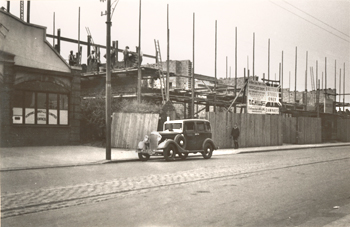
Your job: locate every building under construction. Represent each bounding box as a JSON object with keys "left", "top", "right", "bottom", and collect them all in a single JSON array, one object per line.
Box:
[{"left": 1, "top": 2, "right": 349, "bottom": 148}]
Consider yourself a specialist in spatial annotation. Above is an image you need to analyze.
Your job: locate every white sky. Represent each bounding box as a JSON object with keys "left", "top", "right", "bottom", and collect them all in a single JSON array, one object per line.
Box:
[{"left": 2, "top": 0, "right": 350, "bottom": 103}]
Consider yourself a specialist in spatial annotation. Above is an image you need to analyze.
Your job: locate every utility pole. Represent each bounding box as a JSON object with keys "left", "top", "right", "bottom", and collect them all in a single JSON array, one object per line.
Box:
[
  {"left": 53, "top": 12, "right": 55, "bottom": 47},
  {"left": 294, "top": 47, "right": 297, "bottom": 109},
  {"left": 191, "top": 12, "right": 195, "bottom": 118},
  {"left": 281, "top": 51, "right": 284, "bottom": 103},
  {"left": 105, "top": 0, "right": 112, "bottom": 160},
  {"left": 27, "top": 1, "right": 30, "bottom": 23},
  {"left": 137, "top": 0, "right": 142, "bottom": 103},
  {"left": 343, "top": 63, "right": 346, "bottom": 111},
  {"left": 214, "top": 20, "right": 217, "bottom": 113},
  {"left": 226, "top": 56, "right": 228, "bottom": 79},
  {"left": 268, "top": 39, "right": 270, "bottom": 81},
  {"left": 305, "top": 51, "right": 308, "bottom": 111},
  {"left": 234, "top": 27, "right": 237, "bottom": 113},
  {"left": 253, "top": 33, "right": 255, "bottom": 80},
  {"left": 166, "top": 4, "right": 170, "bottom": 102}
]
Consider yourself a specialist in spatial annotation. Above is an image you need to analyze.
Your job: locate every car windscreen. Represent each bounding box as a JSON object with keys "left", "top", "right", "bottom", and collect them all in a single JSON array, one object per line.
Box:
[{"left": 164, "top": 123, "right": 182, "bottom": 131}]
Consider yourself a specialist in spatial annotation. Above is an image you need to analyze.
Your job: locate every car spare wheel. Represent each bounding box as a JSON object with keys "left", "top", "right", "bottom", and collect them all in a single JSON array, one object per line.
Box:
[
  {"left": 174, "top": 134, "right": 187, "bottom": 149},
  {"left": 164, "top": 144, "right": 176, "bottom": 161}
]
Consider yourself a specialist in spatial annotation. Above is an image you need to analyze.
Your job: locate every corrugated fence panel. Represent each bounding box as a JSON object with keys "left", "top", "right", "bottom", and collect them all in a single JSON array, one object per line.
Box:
[{"left": 111, "top": 113, "right": 159, "bottom": 149}]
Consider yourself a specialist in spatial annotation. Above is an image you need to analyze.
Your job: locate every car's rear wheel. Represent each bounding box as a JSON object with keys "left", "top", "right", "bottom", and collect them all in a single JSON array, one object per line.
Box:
[
  {"left": 164, "top": 144, "right": 176, "bottom": 161},
  {"left": 177, "top": 152, "right": 188, "bottom": 160},
  {"left": 202, "top": 143, "right": 213, "bottom": 159},
  {"left": 138, "top": 153, "right": 150, "bottom": 161}
]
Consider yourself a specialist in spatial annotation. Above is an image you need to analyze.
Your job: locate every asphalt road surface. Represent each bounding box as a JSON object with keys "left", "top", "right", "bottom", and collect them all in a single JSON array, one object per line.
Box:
[{"left": 1, "top": 146, "right": 350, "bottom": 227}]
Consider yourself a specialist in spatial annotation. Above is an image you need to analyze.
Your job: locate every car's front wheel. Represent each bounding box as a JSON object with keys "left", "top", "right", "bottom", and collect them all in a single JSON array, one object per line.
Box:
[
  {"left": 138, "top": 153, "right": 150, "bottom": 161},
  {"left": 164, "top": 144, "right": 176, "bottom": 161},
  {"left": 202, "top": 143, "right": 213, "bottom": 159}
]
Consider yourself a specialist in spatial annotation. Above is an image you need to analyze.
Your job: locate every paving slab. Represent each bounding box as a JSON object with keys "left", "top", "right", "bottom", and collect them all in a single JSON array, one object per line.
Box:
[{"left": 1, "top": 142, "right": 349, "bottom": 171}]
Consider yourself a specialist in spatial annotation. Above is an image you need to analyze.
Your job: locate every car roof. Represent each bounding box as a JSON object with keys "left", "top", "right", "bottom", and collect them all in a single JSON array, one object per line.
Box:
[{"left": 164, "top": 119, "right": 210, "bottom": 124}]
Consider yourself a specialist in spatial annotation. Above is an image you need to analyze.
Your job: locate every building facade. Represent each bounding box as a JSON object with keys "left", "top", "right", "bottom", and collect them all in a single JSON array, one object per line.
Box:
[{"left": 0, "top": 9, "right": 81, "bottom": 147}]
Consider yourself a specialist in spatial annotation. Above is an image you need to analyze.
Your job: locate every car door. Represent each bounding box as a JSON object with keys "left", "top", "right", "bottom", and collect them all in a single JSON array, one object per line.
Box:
[
  {"left": 195, "top": 121, "right": 209, "bottom": 150},
  {"left": 183, "top": 121, "right": 196, "bottom": 150}
]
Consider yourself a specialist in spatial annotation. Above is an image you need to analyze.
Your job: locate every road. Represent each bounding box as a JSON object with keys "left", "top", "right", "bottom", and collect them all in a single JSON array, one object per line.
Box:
[{"left": 1, "top": 146, "right": 350, "bottom": 227}]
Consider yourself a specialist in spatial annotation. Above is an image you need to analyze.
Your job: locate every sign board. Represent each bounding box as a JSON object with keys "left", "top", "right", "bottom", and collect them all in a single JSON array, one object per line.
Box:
[{"left": 247, "top": 80, "right": 281, "bottom": 115}]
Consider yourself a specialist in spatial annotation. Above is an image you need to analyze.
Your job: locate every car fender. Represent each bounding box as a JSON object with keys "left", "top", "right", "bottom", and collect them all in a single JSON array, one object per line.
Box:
[
  {"left": 202, "top": 138, "right": 217, "bottom": 150},
  {"left": 157, "top": 139, "right": 186, "bottom": 153}
]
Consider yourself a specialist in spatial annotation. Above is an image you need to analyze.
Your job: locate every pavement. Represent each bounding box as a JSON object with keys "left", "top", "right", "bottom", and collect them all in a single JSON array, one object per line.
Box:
[
  {"left": 1, "top": 142, "right": 349, "bottom": 171},
  {"left": 1, "top": 142, "right": 350, "bottom": 226}
]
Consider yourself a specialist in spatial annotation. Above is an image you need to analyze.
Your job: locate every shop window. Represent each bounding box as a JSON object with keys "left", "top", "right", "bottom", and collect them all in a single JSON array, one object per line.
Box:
[
  {"left": 12, "top": 90, "right": 24, "bottom": 124},
  {"left": 59, "top": 94, "right": 68, "bottom": 125},
  {"left": 48, "top": 94, "right": 58, "bottom": 125},
  {"left": 24, "top": 91, "right": 35, "bottom": 124},
  {"left": 37, "top": 93, "right": 47, "bottom": 125},
  {"left": 12, "top": 90, "right": 69, "bottom": 125}
]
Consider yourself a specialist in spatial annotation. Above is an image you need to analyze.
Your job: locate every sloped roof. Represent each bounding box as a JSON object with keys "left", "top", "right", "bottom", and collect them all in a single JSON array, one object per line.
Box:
[{"left": 0, "top": 9, "right": 71, "bottom": 73}]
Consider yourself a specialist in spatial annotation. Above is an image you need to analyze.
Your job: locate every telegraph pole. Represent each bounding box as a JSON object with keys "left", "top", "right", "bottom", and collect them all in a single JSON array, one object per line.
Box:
[
  {"left": 137, "top": 0, "right": 142, "bottom": 103},
  {"left": 191, "top": 13, "right": 195, "bottom": 118},
  {"left": 105, "top": 0, "right": 112, "bottom": 160}
]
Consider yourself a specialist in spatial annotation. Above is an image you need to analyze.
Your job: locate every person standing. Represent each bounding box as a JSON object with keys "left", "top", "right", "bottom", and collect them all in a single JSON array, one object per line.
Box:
[{"left": 231, "top": 123, "right": 240, "bottom": 149}]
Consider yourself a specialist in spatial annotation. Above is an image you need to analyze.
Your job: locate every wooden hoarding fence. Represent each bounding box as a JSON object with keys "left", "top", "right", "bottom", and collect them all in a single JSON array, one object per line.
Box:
[
  {"left": 206, "top": 112, "right": 283, "bottom": 148},
  {"left": 283, "top": 116, "right": 321, "bottom": 144},
  {"left": 111, "top": 112, "right": 159, "bottom": 149},
  {"left": 337, "top": 118, "right": 350, "bottom": 142}
]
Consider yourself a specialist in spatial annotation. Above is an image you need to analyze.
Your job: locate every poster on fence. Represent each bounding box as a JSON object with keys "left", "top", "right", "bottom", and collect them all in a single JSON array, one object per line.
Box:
[{"left": 247, "top": 80, "right": 281, "bottom": 115}]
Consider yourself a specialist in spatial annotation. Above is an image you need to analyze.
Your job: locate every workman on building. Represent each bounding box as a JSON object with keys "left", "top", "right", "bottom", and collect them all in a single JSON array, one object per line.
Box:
[
  {"left": 68, "top": 50, "right": 75, "bottom": 66},
  {"left": 123, "top": 46, "right": 129, "bottom": 68},
  {"left": 231, "top": 123, "right": 240, "bottom": 149},
  {"left": 87, "top": 50, "right": 96, "bottom": 65}
]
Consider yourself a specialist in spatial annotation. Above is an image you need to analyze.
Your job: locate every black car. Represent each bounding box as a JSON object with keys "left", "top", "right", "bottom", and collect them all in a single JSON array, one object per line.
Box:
[{"left": 136, "top": 119, "right": 217, "bottom": 161}]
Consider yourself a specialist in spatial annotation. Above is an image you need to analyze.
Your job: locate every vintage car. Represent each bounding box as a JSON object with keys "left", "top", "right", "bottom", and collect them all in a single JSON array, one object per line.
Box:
[{"left": 136, "top": 119, "right": 217, "bottom": 161}]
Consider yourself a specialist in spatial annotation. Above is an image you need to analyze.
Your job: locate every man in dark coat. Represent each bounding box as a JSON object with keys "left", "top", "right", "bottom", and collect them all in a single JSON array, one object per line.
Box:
[{"left": 231, "top": 123, "right": 240, "bottom": 149}]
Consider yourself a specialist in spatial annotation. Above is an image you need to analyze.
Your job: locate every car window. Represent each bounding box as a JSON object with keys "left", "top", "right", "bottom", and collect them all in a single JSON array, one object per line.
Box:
[
  {"left": 164, "top": 123, "right": 182, "bottom": 131},
  {"left": 205, "top": 122, "right": 211, "bottom": 132},
  {"left": 197, "top": 122, "right": 205, "bottom": 131},
  {"left": 184, "top": 122, "right": 195, "bottom": 131}
]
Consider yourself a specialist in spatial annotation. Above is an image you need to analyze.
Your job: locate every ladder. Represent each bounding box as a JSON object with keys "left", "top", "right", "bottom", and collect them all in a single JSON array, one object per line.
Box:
[{"left": 154, "top": 40, "right": 166, "bottom": 103}]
